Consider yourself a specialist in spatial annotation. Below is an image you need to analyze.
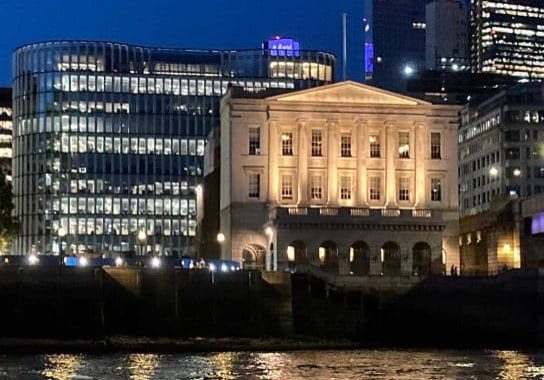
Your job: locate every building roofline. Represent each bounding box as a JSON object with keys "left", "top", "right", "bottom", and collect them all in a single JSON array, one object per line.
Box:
[
  {"left": 13, "top": 39, "right": 337, "bottom": 58},
  {"left": 266, "top": 80, "right": 444, "bottom": 107}
]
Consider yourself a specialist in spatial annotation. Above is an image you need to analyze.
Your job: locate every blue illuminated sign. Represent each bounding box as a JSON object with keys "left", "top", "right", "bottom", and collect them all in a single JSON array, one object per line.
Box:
[
  {"left": 365, "top": 43, "right": 374, "bottom": 73},
  {"left": 264, "top": 37, "right": 300, "bottom": 57}
]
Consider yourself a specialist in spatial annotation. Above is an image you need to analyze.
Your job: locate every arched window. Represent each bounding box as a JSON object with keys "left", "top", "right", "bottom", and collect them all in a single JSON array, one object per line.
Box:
[
  {"left": 382, "top": 241, "right": 401, "bottom": 276},
  {"left": 241, "top": 244, "right": 266, "bottom": 270},
  {"left": 287, "top": 240, "right": 308, "bottom": 265},
  {"left": 412, "top": 242, "right": 432, "bottom": 277},
  {"left": 318, "top": 241, "right": 338, "bottom": 274},
  {"left": 350, "top": 241, "right": 370, "bottom": 276}
]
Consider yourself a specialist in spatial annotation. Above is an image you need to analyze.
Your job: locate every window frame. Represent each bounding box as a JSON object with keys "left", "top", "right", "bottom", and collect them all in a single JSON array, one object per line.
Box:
[
  {"left": 248, "top": 173, "right": 261, "bottom": 199},
  {"left": 340, "top": 133, "right": 352, "bottom": 157},
  {"left": 311, "top": 129, "right": 323, "bottom": 157},
  {"left": 369, "top": 134, "right": 381, "bottom": 158},
  {"left": 248, "top": 126, "right": 261, "bottom": 155},
  {"left": 398, "top": 177, "right": 410, "bottom": 202},
  {"left": 431, "top": 132, "right": 441, "bottom": 159},
  {"left": 399, "top": 131, "right": 410, "bottom": 159},
  {"left": 281, "top": 131, "right": 294, "bottom": 156}
]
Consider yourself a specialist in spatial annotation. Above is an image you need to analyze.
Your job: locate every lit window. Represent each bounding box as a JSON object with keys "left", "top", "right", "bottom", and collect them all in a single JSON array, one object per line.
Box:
[
  {"left": 399, "top": 132, "right": 410, "bottom": 158},
  {"left": 340, "top": 175, "right": 352, "bottom": 200},
  {"left": 431, "top": 178, "right": 442, "bottom": 201},
  {"left": 281, "top": 175, "right": 293, "bottom": 200},
  {"left": 369, "top": 135, "right": 380, "bottom": 158},
  {"left": 340, "top": 133, "right": 352, "bottom": 157},
  {"left": 399, "top": 177, "right": 410, "bottom": 201},
  {"left": 311, "top": 129, "right": 323, "bottom": 156},
  {"left": 249, "top": 127, "right": 261, "bottom": 155},
  {"left": 248, "top": 173, "right": 260, "bottom": 198},
  {"left": 282, "top": 132, "right": 293, "bottom": 155},
  {"left": 370, "top": 177, "right": 381, "bottom": 200},
  {"left": 310, "top": 175, "right": 322, "bottom": 200},
  {"left": 431, "top": 132, "right": 441, "bottom": 159}
]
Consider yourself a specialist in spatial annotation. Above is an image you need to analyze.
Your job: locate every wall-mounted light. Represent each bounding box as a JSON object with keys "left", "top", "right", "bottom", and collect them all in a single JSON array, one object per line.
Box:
[
  {"left": 265, "top": 226, "right": 274, "bottom": 237},
  {"left": 217, "top": 232, "right": 225, "bottom": 243}
]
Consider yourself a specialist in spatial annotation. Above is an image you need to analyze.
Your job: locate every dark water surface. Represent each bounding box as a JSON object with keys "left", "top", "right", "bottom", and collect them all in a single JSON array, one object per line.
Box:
[{"left": 1, "top": 350, "right": 544, "bottom": 379}]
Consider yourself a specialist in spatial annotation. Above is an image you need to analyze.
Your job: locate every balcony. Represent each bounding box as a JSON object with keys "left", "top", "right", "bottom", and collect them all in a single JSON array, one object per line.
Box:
[{"left": 270, "top": 206, "right": 442, "bottom": 228}]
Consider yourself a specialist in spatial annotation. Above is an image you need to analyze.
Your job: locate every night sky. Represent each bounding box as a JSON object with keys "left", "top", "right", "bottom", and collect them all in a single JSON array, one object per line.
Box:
[{"left": 0, "top": 0, "right": 364, "bottom": 86}]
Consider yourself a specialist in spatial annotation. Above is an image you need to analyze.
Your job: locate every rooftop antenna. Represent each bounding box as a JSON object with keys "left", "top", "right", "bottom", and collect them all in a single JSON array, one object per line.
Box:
[{"left": 342, "top": 12, "right": 348, "bottom": 81}]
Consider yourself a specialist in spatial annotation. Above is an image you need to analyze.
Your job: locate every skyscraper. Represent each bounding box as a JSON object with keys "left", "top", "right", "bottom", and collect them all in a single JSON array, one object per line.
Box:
[
  {"left": 364, "top": 0, "right": 427, "bottom": 93},
  {"left": 471, "top": 0, "right": 544, "bottom": 78},
  {"left": 426, "top": 0, "right": 469, "bottom": 72},
  {"left": 12, "top": 40, "right": 335, "bottom": 257}
]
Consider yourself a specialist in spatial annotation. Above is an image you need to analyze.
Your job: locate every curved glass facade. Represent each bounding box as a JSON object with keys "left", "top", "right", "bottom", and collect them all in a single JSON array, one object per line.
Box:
[{"left": 12, "top": 41, "right": 335, "bottom": 257}]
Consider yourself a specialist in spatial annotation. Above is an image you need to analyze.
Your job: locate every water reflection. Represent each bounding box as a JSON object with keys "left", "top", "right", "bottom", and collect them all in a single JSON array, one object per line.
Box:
[
  {"left": 41, "top": 354, "right": 83, "bottom": 380},
  {"left": 209, "top": 352, "right": 237, "bottom": 379},
  {"left": 126, "top": 353, "right": 160, "bottom": 380},
  {"left": 492, "top": 350, "right": 544, "bottom": 380},
  {"left": 3, "top": 349, "right": 544, "bottom": 380},
  {"left": 253, "top": 353, "right": 290, "bottom": 379}
]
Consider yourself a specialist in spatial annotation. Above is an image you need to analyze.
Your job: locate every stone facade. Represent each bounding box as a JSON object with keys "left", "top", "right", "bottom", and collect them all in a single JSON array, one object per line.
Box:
[
  {"left": 219, "top": 81, "right": 460, "bottom": 275},
  {"left": 460, "top": 194, "right": 544, "bottom": 275}
]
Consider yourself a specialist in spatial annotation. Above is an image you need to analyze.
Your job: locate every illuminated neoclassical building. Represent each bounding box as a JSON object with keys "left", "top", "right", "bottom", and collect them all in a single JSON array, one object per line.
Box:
[{"left": 219, "top": 81, "right": 461, "bottom": 275}]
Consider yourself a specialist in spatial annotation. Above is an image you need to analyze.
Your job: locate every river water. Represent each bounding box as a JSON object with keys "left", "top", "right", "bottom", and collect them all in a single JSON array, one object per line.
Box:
[{"left": 1, "top": 349, "right": 544, "bottom": 379}]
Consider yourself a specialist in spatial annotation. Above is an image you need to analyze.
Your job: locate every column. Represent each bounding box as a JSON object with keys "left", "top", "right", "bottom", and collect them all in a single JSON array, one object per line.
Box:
[
  {"left": 414, "top": 123, "right": 426, "bottom": 207},
  {"left": 268, "top": 119, "right": 279, "bottom": 202},
  {"left": 327, "top": 120, "right": 338, "bottom": 205},
  {"left": 338, "top": 242, "right": 351, "bottom": 275},
  {"left": 385, "top": 123, "right": 397, "bottom": 207},
  {"left": 356, "top": 120, "right": 368, "bottom": 206},
  {"left": 297, "top": 119, "right": 309, "bottom": 205}
]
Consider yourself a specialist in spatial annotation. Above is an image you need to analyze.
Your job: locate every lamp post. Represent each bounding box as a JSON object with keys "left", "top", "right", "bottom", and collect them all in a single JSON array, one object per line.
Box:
[
  {"left": 136, "top": 228, "right": 147, "bottom": 266},
  {"left": 58, "top": 227, "right": 67, "bottom": 267}
]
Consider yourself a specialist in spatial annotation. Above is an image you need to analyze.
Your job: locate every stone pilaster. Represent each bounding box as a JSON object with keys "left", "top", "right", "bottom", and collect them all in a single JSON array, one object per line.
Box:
[
  {"left": 356, "top": 120, "right": 368, "bottom": 206},
  {"left": 327, "top": 120, "right": 339, "bottom": 205},
  {"left": 297, "top": 119, "right": 308, "bottom": 205},
  {"left": 385, "top": 123, "right": 397, "bottom": 207},
  {"left": 268, "top": 119, "right": 279, "bottom": 202},
  {"left": 414, "top": 123, "right": 426, "bottom": 207}
]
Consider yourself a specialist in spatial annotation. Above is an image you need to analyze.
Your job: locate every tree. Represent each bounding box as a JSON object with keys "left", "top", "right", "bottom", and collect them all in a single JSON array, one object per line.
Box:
[{"left": 0, "top": 173, "right": 19, "bottom": 254}]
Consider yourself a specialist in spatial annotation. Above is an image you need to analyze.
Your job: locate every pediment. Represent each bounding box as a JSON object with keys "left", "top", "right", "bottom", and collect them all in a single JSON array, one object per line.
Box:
[{"left": 268, "top": 81, "right": 426, "bottom": 106}]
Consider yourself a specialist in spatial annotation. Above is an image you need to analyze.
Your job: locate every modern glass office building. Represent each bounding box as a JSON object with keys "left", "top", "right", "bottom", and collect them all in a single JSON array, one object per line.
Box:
[
  {"left": 471, "top": 0, "right": 544, "bottom": 78},
  {"left": 12, "top": 40, "right": 335, "bottom": 257}
]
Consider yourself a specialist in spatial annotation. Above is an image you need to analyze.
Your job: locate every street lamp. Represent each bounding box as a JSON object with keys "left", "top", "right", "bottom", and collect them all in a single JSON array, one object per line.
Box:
[
  {"left": 137, "top": 228, "right": 147, "bottom": 265},
  {"left": 58, "top": 227, "right": 67, "bottom": 266}
]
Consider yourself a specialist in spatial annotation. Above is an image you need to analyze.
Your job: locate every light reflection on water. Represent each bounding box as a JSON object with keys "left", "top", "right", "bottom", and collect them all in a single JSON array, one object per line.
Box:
[
  {"left": 126, "top": 353, "right": 160, "bottom": 380},
  {"left": 2, "top": 349, "right": 544, "bottom": 379},
  {"left": 41, "top": 354, "right": 83, "bottom": 380}
]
